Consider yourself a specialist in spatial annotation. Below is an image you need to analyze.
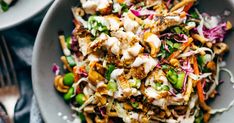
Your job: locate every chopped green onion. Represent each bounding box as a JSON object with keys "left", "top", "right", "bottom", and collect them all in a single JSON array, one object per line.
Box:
[
  {"left": 190, "top": 10, "right": 199, "bottom": 19},
  {"left": 173, "top": 43, "right": 181, "bottom": 49},
  {"left": 158, "top": 45, "right": 171, "bottom": 58},
  {"left": 134, "top": 78, "right": 141, "bottom": 88},
  {"left": 162, "top": 65, "right": 169, "bottom": 70},
  {"left": 131, "top": 102, "right": 139, "bottom": 108},
  {"left": 197, "top": 55, "right": 205, "bottom": 66},
  {"left": 195, "top": 111, "right": 203, "bottom": 123},
  {"left": 66, "top": 56, "right": 76, "bottom": 67},
  {"left": 129, "top": 80, "right": 136, "bottom": 87},
  {"left": 173, "top": 26, "right": 189, "bottom": 35},
  {"left": 88, "top": 16, "right": 109, "bottom": 36},
  {"left": 63, "top": 87, "right": 74, "bottom": 101},
  {"left": 130, "top": 78, "right": 141, "bottom": 88},
  {"left": 166, "top": 69, "right": 185, "bottom": 90},
  {"left": 154, "top": 82, "right": 162, "bottom": 91},
  {"left": 175, "top": 72, "right": 185, "bottom": 89},
  {"left": 63, "top": 73, "right": 74, "bottom": 86},
  {"left": 85, "top": 66, "right": 90, "bottom": 73},
  {"left": 174, "top": 27, "right": 183, "bottom": 34},
  {"left": 88, "top": 16, "right": 96, "bottom": 25},
  {"left": 166, "top": 69, "right": 178, "bottom": 84},
  {"left": 107, "top": 80, "right": 117, "bottom": 92},
  {"left": 90, "top": 35, "right": 96, "bottom": 41},
  {"left": 120, "top": 3, "right": 128, "bottom": 12},
  {"left": 166, "top": 40, "right": 174, "bottom": 48},
  {"left": 202, "top": 67, "right": 211, "bottom": 73},
  {"left": 75, "top": 93, "right": 86, "bottom": 105},
  {"left": 105, "top": 64, "right": 115, "bottom": 81},
  {"left": 161, "top": 85, "right": 170, "bottom": 91},
  {"left": 98, "top": 25, "right": 108, "bottom": 31}
]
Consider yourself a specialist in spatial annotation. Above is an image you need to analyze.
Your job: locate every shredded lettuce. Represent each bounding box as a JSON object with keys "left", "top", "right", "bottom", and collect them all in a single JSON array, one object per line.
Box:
[
  {"left": 189, "top": 73, "right": 212, "bottom": 81},
  {"left": 195, "top": 9, "right": 207, "bottom": 40},
  {"left": 178, "top": 47, "right": 215, "bottom": 59},
  {"left": 115, "top": 103, "right": 131, "bottom": 123},
  {"left": 72, "top": 95, "right": 95, "bottom": 112}
]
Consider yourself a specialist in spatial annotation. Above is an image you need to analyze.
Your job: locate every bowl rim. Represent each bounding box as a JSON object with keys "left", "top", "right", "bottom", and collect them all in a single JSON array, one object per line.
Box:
[
  {"left": 0, "top": 0, "right": 54, "bottom": 31},
  {"left": 32, "top": 0, "right": 60, "bottom": 122}
]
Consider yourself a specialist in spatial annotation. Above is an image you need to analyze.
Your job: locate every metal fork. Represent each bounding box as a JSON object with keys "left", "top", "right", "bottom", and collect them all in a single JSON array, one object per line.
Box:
[{"left": 0, "top": 35, "right": 20, "bottom": 123}]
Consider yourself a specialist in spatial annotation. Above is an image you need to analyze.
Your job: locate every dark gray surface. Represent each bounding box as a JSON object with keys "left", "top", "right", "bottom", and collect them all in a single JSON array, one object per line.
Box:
[{"left": 32, "top": 0, "right": 234, "bottom": 123}]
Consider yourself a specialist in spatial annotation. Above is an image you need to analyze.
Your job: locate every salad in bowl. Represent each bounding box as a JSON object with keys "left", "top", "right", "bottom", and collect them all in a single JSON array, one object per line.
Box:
[{"left": 52, "top": 0, "right": 233, "bottom": 122}]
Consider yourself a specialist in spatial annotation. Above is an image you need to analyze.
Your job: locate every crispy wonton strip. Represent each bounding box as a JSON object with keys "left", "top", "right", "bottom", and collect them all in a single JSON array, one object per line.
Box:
[
  {"left": 184, "top": 77, "right": 193, "bottom": 101},
  {"left": 170, "top": 0, "right": 196, "bottom": 12}
]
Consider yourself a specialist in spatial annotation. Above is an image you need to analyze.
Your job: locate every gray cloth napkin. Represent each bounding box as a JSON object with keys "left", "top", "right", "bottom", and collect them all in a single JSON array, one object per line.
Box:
[
  {"left": 30, "top": 96, "right": 43, "bottom": 123},
  {"left": 1, "top": 10, "right": 47, "bottom": 123}
]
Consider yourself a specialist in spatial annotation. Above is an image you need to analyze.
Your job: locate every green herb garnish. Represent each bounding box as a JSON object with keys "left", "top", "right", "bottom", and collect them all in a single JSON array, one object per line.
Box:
[
  {"left": 105, "top": 64, "right": 115, "bottom": 81},
  {"left": 120, "top": 3, "right": 129, "bottom": 13},
  {"left": 1, "top": 1, "right": 9, "bottom": 12}
]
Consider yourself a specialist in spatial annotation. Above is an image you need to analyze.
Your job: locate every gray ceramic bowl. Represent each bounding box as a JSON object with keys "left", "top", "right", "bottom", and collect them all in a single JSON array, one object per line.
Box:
[
  {"left": 32, "top": 0, "right": 234, "bottom": 122},
  {"left": 0, "top": 0, "right": 53, "bottom": 31}
]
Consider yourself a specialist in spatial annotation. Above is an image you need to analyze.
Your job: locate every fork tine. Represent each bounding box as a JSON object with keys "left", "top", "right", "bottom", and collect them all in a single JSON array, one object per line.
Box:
[
  {"left": 0, "top": 71, "right": 3, "bottom": 87},
  {"left": 0, "top": 44, "right": 9, "bottom": 87},
  {"left": 1, "top": 36, "right": 18, "bottom": 86},
  {"left": 0, "top": 51, "right": 4, "bottom": 87},
  {"left": 0, "top": 35, "right": 17, "bottom": 87}
]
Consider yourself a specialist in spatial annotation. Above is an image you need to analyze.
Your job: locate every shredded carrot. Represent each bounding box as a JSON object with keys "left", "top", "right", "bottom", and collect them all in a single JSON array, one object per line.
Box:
[
  {"left": 168, "top": 50, "right": 181, "bottom": 61},
  {"left": 170, "top": 0, "right": 196, "bottom": 12},
  {"left": 193, "top": 56, "right": 211, "bottom": 112},
  {"left": 203, "top": 112, "right": 211, "bottom": 123},
  {"left": 73, "top": 66, "right": 80, "bottom": 82},
  {"left": 168, "top": 38, "right": 193, "bottom": 60},
  {"left": 183, "top": 2, "right": 194, "bottom": 12},
  {"left": 193, "top": 56, "right": 199, "bottom": 75},
  {"left": 193, "top": 56, "right": 204, "bottom": 101},
  {"left": 180, "top": 11, "right": 187, "bottom": 18},
  {"left": 76, "top": 87, "right": 82, "bottom": 94},
  {"left": 180, "top": 37, "right": 193, "bottom": 51},
  {"left": 197, "top": 80, "right": 205, "bottom": 101},
  {"left": 79, "top": 66, "right": 86, "bottom": 72},
  {"left": 117, "top": 0, "right": 124, "bottom": 4},
  {"left": 73, "top": 19, "right": 81, "bottom": 29},
  {"left": 73, "top": 66, "right": 78, "bottom": 73}
]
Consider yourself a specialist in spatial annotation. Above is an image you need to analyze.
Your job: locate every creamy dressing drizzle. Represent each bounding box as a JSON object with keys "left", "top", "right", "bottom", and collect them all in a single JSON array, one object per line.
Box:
[
  {"left": 145, "top": 34, "right": 161, "bottom": 49},
  {"left": 111, "top": 69, "right": 124, "bottom": 79},
  {"left": 131, "top": 55, "right": 158, "bottom": 73}
]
